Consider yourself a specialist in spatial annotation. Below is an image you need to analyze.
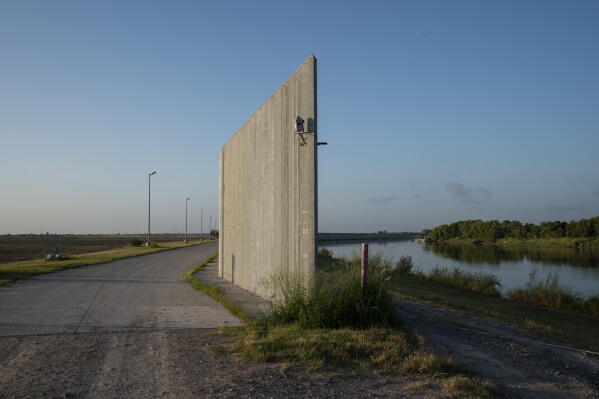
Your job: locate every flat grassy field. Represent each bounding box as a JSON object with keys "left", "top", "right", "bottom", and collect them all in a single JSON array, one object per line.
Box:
[
  {"left": 0, "top": 234, "right": 213, "bottom": 286},
  {"left": 0, "top": 234, "right": 206, "bottom": 263}
]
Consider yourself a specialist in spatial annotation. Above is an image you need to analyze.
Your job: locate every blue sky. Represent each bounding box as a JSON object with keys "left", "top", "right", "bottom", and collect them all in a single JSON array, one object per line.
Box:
[{"left": 1, "top": 0, "right": 598, "bottom": 234}]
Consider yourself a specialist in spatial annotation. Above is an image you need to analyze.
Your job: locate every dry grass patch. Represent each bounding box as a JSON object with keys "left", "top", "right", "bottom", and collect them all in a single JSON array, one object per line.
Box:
[{"left": 222, "top": 324, "right": 455, "bottom": 374}]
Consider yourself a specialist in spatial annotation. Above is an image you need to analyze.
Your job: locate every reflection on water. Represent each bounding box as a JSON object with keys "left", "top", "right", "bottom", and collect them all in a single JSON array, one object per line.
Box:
[
  {"left": 424, "top": 244, "right": 599, "bottom": 268},
  {"left": 318, "top": 240, "right": 599, "bottom": 297}
]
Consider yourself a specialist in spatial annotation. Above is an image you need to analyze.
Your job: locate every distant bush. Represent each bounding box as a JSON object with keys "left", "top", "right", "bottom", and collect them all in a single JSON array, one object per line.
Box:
[
  {"left": 317, "top": 247, "right": 334, "bottom": 259},
  {"left": 130, "top": 238, "right": 143, "bottom": 247}
]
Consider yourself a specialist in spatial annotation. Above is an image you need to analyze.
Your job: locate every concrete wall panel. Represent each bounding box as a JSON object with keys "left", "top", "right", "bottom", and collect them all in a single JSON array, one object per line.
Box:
[{"left": 218, "top": 56, "right": 317, "bottom": 299}]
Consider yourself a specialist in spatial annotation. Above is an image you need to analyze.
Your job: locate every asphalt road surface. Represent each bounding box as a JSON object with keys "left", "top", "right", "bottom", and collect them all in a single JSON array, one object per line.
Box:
[{"left": 0, "top": 242, "right": 242, "bottom": 336}]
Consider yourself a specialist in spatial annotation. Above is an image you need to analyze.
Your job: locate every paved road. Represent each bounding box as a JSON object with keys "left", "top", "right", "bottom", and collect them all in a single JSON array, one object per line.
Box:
[{"left": 0, "top": 242, "right": 241, "bottom": 336}]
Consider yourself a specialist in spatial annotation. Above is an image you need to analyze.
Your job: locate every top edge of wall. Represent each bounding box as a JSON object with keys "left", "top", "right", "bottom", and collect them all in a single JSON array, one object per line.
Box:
[{"left": 222, "top": 54, "right": 317, "bottom": 149}]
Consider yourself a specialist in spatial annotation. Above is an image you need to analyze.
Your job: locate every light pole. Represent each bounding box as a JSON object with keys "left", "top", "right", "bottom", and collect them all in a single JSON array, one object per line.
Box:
[
  {"left": 200, "top": 209, "right": 203, "bottom": 241},
  {"left": 147, "top": 171, "right": 156, "bottom": 246},
  {"left": 209, "top": 215, "right": 212, "bottom": 239},
  {"left": 185, "top": 197, "right": 190, "bottom": 243}
]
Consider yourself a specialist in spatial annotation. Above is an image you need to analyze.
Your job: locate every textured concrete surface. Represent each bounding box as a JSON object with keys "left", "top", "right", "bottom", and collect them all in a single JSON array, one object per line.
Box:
[
  {"left": 0, "top": 242, "right": 242, "bottom": 336},
  {"left": 219, "top": 55, "right": 318, "bottom": 298}
]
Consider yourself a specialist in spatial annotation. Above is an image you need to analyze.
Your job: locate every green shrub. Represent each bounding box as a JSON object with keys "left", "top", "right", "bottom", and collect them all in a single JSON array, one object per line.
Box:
[
  {"left": 266, "top": 257, "right": 402, "bottom": 329},
  {"left": 395, "top": 255, "right": 414, "bottom": 275},
  {"left": 130, "top": 238, "right": 143, "bottom": 247},
  {"left": 317, "top": 247, "right": 334, "bottom": 258}
]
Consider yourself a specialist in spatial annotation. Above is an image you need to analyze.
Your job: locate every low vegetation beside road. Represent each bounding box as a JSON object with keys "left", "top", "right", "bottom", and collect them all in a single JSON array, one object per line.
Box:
[
  {"left": 0, "top": 235, "right": 213, "bottom": 286},
  {"left": 196, "top": 249, "right": 499, "bottom": 398},
  {"left": 195, "top": 248, "right": 599, "bottom": 398},
  {"left": 381, "top": 254, "right": 599, "bottom": 352}
]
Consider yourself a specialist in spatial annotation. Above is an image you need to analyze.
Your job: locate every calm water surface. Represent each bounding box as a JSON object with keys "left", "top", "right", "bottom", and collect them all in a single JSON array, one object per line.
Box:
[{"left": 318, "top": 240, "right": 599, "bottom": 297}]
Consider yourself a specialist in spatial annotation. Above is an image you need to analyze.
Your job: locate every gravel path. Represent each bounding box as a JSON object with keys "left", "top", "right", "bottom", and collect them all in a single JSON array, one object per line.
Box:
[
  {"left": 2, "top": 302, "right": 597, "bottom": 398},
  {"left": 0, "top": 329, "right": 447, "bottom": 399}
]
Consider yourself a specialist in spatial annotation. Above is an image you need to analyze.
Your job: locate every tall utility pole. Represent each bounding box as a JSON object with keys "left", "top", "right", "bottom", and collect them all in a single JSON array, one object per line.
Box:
[
  {"left": 201, "top": 209, "right": 203, "bottom": 241},
  {"left": 185, "top": 197, "right": 190, "bottom": 243},
  {"left": 209, "top": 216, "right": 212, "bottom": 239},
  {"left": 147, "top": 171, "right": 156, "bottom": 246}
]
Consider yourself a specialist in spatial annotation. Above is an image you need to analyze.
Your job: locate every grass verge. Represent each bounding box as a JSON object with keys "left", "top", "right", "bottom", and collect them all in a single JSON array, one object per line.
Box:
[
  {"left": 344, "top": 253, "right": 599, "bottom": 350},
  {"left": 221, "top": 324, "right": 457, "bottom": 374},
  {"left": 390, "top": 271, "right": 599, "bottom": 352},
  {"left": 183, "top": 252, "right": 251, "bottom": 323},
  {"left": 0, "top": 240, "right": 213, "bottom": 286},
  {"left": 414, "top": 266, "right": 502, "bottom": 297},
  {"left": 203, "top": 250, "right": 498, "bottom": 398},
  {"left": 506, "top": 271, "right": 599, "bottom": 316}
]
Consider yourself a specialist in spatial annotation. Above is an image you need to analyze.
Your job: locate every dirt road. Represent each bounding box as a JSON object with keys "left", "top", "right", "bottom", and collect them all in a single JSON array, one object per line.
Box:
[
  {"left": 0, "top": 329, "right": 450, "bottom": 398},
  {"left": 397, "top": 301, "right": 599, "bottom": 399}
]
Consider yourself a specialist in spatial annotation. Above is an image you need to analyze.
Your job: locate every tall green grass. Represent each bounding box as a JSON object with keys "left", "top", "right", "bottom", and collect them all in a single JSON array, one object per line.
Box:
[
  {"left": 226, "top": 254, "right": 451, "bottom": 373},
  {"left": 415, "top": 266, "right": 502, "bottom": 297},
  {"left": 218, "top": 251, "right": 499, "bottom": 397},
  {"left": 341, "top": 253, "right": 501, "bottom": 297},
  {"left": 507, "top": 271, "right": 599, "bottom": 316},
  {"left": 267, "top": 256, "right": 401, "bottom": 329}
]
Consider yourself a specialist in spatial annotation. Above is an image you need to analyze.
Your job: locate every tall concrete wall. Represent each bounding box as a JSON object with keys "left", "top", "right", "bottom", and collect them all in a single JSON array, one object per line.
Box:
[{"left": 218, "top": 55, "right": 317, "bottom": 299}]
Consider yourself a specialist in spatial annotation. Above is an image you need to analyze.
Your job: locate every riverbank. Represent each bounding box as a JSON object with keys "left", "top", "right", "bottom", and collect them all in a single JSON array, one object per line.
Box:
[
  {"left": 319, "top": 251, "right": 599, "bottom": 351},
  {"left": 391, "top": 271, "right": 599, "bottom": 352},
  {"left": 432, "top": 237, "right": 599, "bottom": 248},
  {"left": 318, "top": 232, "right": 416, "bottom": 242}
]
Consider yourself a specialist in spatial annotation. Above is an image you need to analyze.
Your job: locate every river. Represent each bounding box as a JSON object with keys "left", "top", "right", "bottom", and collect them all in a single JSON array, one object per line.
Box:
[{"left": 318, "top": 240, "right": 599, "bottom": 297}]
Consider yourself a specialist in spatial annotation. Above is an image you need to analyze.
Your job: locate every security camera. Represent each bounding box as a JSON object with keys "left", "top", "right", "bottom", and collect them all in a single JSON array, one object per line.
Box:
[{"left": 295, "top": 116, "right": 304, "bottom": 133}]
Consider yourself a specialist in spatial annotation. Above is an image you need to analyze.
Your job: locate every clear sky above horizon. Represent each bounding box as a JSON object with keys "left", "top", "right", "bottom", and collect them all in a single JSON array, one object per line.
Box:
[{"left": 1, "top": 0, "right": 598, "bottom": 235}]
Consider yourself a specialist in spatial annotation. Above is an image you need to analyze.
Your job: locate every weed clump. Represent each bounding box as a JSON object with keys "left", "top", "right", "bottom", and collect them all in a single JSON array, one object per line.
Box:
[
  {"left": 395, "top": 255, "right": 414, "bottom": 275},
  {"left": 267, "top": 258, "right": 402, "bottom": 329},
  {"left": 507, "top": 271, "right": 599, "bottom": 316},
  {"left": 416, "top": 266, "right": 502, "bottom": 297},
  {"left": 226, "top": 324, "right": 455, "bottom": 374},
  {"left": 443, "top": 375, "right": 499, "bottom": 399},
  {"left": 317, "top": 247, "right": 334, "bottom": 259}
]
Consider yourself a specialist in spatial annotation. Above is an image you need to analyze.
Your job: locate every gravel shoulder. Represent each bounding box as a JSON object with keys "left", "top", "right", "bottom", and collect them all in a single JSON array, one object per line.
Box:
[
  {"left": 0, "top": 329, "right": 447, "bottom": 399},
  {"left": 397, "top": 300, "right": 599, "bottom": 399},
  {"left": 2, "top": 301, "right": 598, "bottom": 398}
]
